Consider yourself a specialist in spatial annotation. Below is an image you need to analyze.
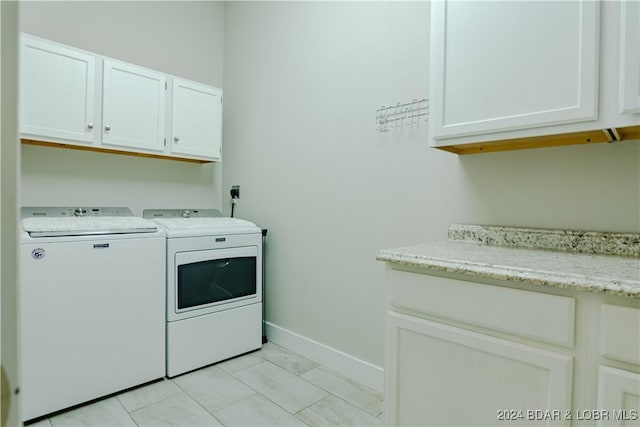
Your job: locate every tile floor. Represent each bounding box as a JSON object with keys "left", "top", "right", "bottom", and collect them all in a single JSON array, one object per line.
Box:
[{"left": 26, "top": 342, "right": 384, "bottom": 427}]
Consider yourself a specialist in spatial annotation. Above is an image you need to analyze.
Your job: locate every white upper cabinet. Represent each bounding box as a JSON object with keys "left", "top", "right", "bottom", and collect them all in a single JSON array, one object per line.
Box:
[
  {"left": 18, "top": 34, "right": 222, "bottom": 162},
  {"left": 429, "top": 0, "right": 599, "bottom": 142},
  {"left": 171, "top": 78, "right": 222, "bottom": 160},
  {"left": 19, "top": 35, "right": 97, "bottom": 144},
  {"left": 102, "top": 59, "right": 166, "bottom": 152},
  {"left": 619, "top": 0, "right": 640, "bottom": 115},
  {"left": 428, "top": 1, "right": 640, "bottom": 153}
]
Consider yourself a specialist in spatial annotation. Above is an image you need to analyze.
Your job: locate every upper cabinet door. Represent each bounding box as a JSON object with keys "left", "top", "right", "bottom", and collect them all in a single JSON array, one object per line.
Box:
[
  {"left": 102, "top": 59, "right": 166, "bottom": 152},
  {"left": 171, "top": 78, "right": 222, "bottom": 160},
  {"left": 619, "top": 0, "right": 640, "bottom": 115},
  {"left": 429, "top": 0, "right": 599, "bottom": 141},
  {"left": 19, "top": 35, "right": 96, "bottom": 144}
]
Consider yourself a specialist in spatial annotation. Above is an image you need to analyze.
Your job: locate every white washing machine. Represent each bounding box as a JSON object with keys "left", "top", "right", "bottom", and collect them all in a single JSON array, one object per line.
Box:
[
  {"left": 143, "top": 209, "right": 263, "bottom": 377},
  {"left": 19, "top": 207, "right": 166, "bottom": 421}
]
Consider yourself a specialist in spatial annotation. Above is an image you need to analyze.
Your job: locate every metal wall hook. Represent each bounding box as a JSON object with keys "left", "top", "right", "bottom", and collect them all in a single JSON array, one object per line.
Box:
[{"left": 375, "top": 98, "right": 429, "bottom": 132}]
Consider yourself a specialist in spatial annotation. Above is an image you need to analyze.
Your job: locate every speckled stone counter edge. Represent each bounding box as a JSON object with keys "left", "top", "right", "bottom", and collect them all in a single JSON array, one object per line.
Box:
[
  {"left": 376, "top": 250, "right": 640, "bottom": 298},
  {"left": 448, "top": 224, "right": 640, "bottom": 257}
]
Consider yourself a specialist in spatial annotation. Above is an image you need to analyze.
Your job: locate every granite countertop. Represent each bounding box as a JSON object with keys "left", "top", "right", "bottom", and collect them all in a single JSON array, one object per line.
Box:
[{"left": 377, "top": 225, "right": 640, "bottom": 298}]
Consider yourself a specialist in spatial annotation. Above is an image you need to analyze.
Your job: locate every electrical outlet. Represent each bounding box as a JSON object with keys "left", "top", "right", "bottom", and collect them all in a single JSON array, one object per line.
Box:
[{"left": 230, "top": 185, "right": 240, "bottom": 199}]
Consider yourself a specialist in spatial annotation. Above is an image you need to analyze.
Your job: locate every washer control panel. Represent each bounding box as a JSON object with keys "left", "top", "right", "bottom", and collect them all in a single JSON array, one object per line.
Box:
[{"left": 21, "top": 207, "right": 135, "bottom": 218}]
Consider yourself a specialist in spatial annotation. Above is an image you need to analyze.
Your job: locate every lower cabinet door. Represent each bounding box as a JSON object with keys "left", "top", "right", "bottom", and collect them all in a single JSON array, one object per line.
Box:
[
  {"left": 385, "top": 311, "right": 573, "bottom": 426},
  {"left": 597, "top": 366, "right": 640, "bottom": 427}
]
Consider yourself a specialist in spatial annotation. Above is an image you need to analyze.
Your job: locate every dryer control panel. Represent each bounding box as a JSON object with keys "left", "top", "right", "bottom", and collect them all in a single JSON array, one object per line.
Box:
[{"left": 143, "top": 209, "right": 223, "bottom": 219}]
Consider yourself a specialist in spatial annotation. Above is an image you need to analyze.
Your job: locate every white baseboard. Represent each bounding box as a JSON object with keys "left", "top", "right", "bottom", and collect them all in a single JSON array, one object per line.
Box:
[{"left": 264, "top": 321, "right": 384, "bottom": 392}]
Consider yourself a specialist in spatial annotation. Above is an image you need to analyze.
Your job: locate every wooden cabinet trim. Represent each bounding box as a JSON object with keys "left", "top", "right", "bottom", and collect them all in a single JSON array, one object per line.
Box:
[
  {"left": 21, "top": 139, "right": 212, "bottom": 164},
  {"left": 436, "top": 126, "right": 639, "bottom": 155}
]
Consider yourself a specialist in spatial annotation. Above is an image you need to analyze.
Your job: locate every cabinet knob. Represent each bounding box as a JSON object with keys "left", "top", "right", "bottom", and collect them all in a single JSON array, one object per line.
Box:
[
  {"left": 174, "top": 137, "right": 179, "bottom": 142},
  {"left": 87, "top": 123, "right": 94, "bottom": 129},
  {"left": 105, "top": 125, "right": 111, "bottom": 131}
]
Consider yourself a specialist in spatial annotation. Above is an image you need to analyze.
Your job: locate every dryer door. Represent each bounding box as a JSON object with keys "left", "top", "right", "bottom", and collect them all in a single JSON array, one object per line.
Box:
[{"left": 172, "top": 245, "right": 260, "bottom": 319}]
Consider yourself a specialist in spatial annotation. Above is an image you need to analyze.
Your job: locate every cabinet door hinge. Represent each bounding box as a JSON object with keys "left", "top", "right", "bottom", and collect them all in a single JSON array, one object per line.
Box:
[
  {"left": 605, "top": 128, "right": 621, "bottom": 143},
  {"left": 165, "top": 82, "right": 168, "bottom": 90},
  {"left": 164, "top": 138, "right": 166, "bottom": 147},
  {"left": 220, "top": 96, "right": 223, "bottom": 104}
]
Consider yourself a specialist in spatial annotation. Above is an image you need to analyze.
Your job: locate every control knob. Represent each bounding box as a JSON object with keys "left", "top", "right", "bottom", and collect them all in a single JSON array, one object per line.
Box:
[{"left": 74, "top": 208, "right": 87, "bottom": 217}]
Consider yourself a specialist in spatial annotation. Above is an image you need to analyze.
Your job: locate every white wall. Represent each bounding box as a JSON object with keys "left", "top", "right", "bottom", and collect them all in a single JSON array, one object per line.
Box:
[
  {"left": 222, "top": 0, "right": 640, "bottom": 378},
  {"left": 1, "top": 1, "right": 21, "bottom": 424},
  {"left": 15, "top": 0, "right": 640, "bottom": 393},
  {"left": 18, "top": 1, "right": 225, "bottom": 215}
]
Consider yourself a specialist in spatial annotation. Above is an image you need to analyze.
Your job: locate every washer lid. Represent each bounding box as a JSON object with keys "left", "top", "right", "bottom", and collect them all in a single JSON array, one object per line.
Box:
[{"left": 22, "top": 217, "right": 158, "bottom": 237}]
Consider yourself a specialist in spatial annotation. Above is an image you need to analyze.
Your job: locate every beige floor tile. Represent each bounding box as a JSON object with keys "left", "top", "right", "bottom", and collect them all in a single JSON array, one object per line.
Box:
[
  {"left": 172, "top": 365, "right": 256, "bottom": 413},
  {"left": 116, "top": 379, "right": 184, "bottom": 412},
  {"left": 213, "top": 394, "right": 308, "bottom": 426},
  {"left": 25, "top": 418, "right": 51, "bottom": 427},
  {"left": 258, "top": 342, "right": 319, "bottom": 375},
  {"left": 234, "top": 361, "right": 327, "bottom": 413},
  {"left": 217, "top": 351, "right": 264, "bottom": 375},
  {"left": 34, "top": 344, "right": 383, "bottom": 427},
  {"left": 49, "top": 397, "right": 135, "bottom": 427},
  {"left": 129, "top": 394, "right": 222, "bottom": 426},
  {"left": 296, "top": 395, "right": 382, "bottom": 427},
  {"left": 301, "top": 366, "right": 383, "bottom": 416}
]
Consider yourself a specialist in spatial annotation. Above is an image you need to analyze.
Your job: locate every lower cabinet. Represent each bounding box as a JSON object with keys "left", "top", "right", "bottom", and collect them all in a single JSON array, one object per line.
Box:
[
  {"left": 597, "top": 367, "right": 640, "bottom": 427},
  {"left": 596, "top": 304, "right": 640, "bottom": 426},
  {"left": 383, "top": 267, "right": 640, "bottom": 427},
  {"left": 387, "top": 312, "right": 573, "bottom": 426}
]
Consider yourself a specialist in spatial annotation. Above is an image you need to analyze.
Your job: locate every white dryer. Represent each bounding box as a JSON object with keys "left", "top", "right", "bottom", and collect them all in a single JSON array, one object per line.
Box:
[
  {"left": 143, "top": 209, "right": 263, "bottom": 377},
  {"left": 19, "top": 207, "right": 166, "bottom": 421}
]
